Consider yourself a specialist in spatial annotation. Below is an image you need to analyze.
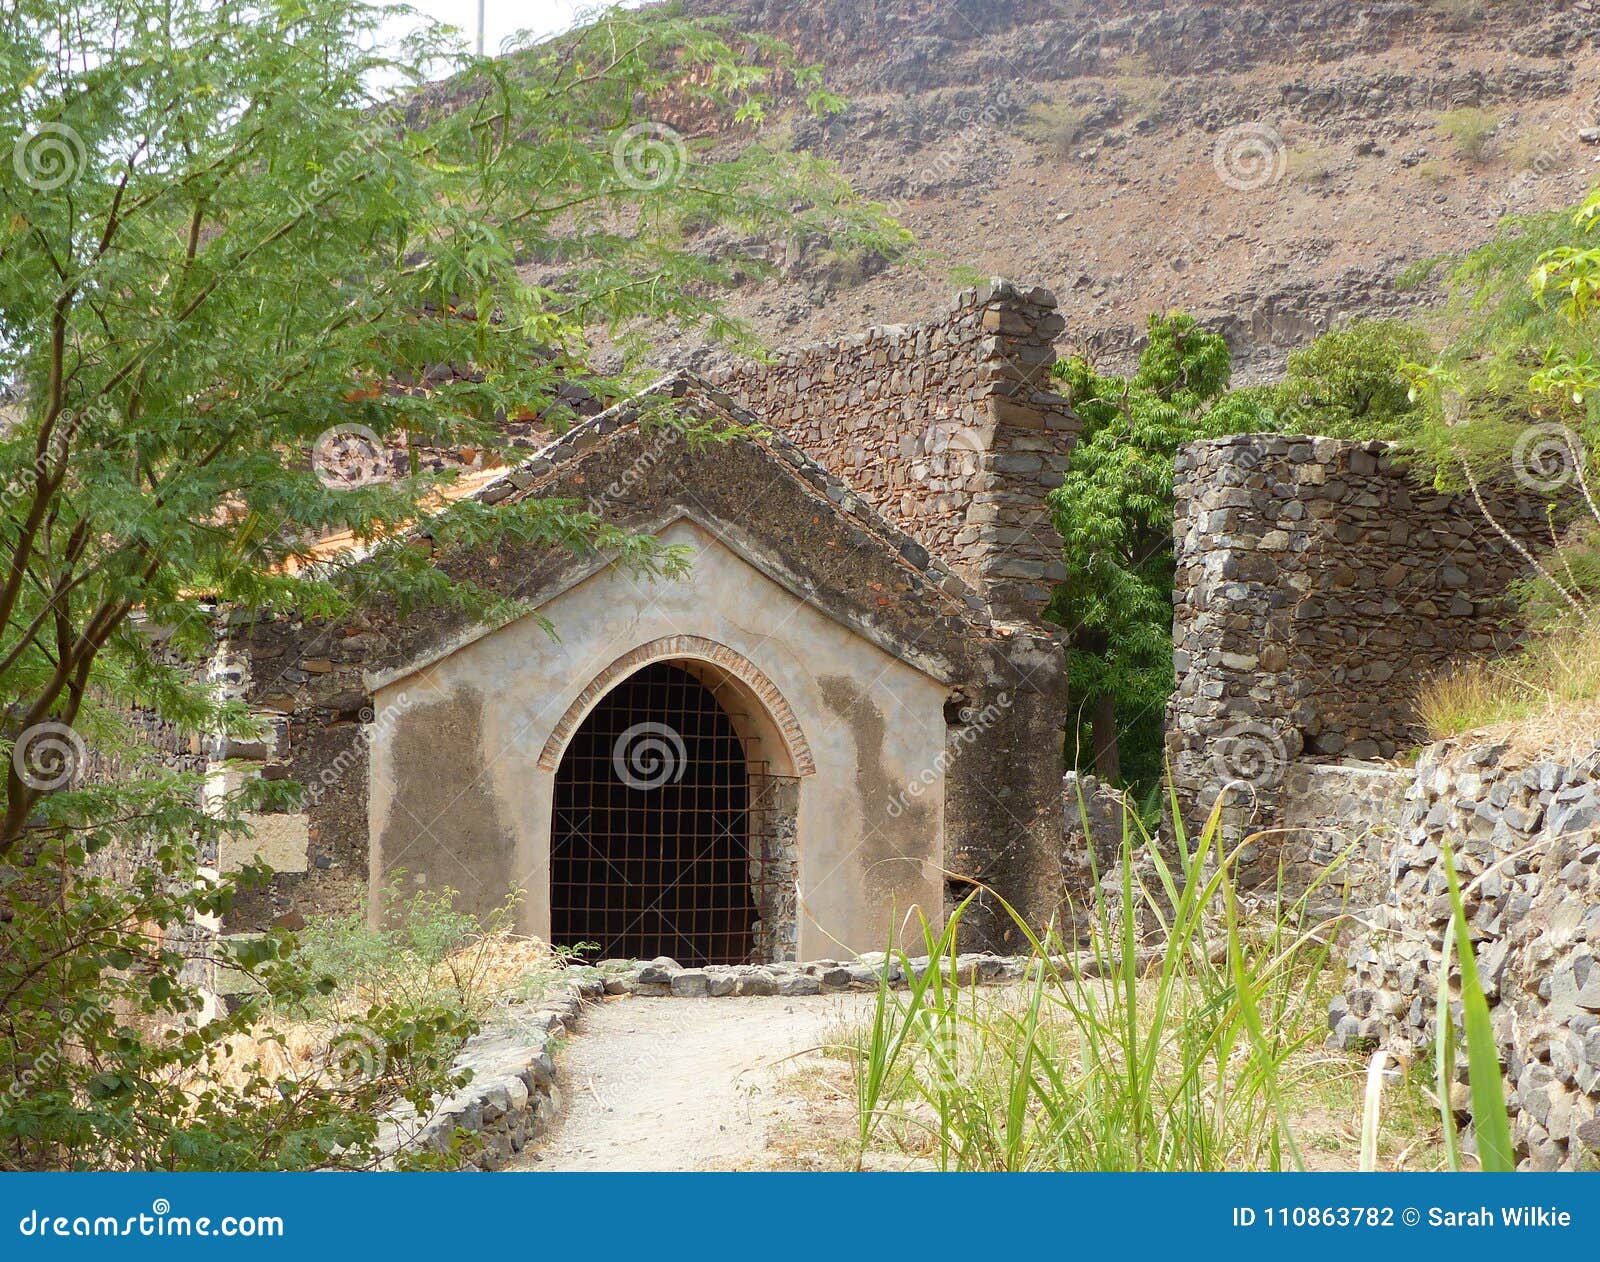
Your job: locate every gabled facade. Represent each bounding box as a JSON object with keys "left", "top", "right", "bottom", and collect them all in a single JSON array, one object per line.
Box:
[{"left": 217, "top": 283, "right": 1077, "bottom": 958}]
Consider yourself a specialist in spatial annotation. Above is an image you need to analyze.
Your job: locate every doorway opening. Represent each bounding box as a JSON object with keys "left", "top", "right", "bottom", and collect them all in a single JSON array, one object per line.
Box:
[{"left": 550, "top": 660, "right": 758, "bottom": 965}]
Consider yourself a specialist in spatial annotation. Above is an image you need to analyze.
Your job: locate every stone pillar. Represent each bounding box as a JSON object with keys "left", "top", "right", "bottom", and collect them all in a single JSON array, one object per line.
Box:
[{"left": 708, "top": 278, "right": 1078, "bottom": 624}]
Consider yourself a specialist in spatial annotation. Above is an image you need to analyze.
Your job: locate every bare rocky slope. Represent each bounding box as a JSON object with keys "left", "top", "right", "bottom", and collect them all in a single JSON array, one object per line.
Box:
[{"left": 631, "top": 0, "right": 1600, "bottom": 379}]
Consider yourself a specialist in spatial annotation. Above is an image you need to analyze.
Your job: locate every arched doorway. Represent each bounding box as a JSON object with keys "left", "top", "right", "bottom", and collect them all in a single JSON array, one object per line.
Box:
[{"left": 550, "top": 660, "right": 758, "bottom": 965}]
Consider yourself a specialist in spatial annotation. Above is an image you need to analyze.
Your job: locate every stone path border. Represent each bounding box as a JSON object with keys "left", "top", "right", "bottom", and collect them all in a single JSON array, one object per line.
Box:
[
  {"left": 590, "top": 950, "right": 1140, "bottom": 997},
  {"left": 379, "top": 972, "right": 604, "bottom": 1170},
  {"left": 382, "top": 948, "right": 1142, "bottom": 1170}
]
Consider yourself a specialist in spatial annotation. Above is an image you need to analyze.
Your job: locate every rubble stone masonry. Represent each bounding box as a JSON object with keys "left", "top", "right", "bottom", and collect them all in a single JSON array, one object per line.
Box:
[
  {"left": 1167, "top": 434, "right": 1563, "bottom": 832},
  {"left": 1334, "top": 738, "right": 1600, "bottom": 1171},
  {"left": 708, "top": 279, "right": 1078, "bottom": 621}
]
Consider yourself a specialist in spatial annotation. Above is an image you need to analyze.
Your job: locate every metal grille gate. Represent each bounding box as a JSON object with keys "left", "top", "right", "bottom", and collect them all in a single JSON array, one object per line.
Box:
[{"left": 550, "top": 661, "right": 761, "bottom": 965}]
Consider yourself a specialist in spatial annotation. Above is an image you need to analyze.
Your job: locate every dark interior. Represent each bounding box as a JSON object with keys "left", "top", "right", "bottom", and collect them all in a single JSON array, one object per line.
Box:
[{"left": 550, "top": 661, "right": 755, "bottom": 966}]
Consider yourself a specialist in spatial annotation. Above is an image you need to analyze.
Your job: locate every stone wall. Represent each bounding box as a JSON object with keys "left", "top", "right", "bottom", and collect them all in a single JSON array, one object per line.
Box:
[
  {"left": 217, "top": 609, "right": 377, "bottom": 933},
  {"left": 1274, "top": 761, "right": 1408, "bottom": 916},
  {"left": 1167, "top": 434, "right": 1562, "bottom": 833},
  {"left": 381, "top": 972, "right": 599, "bottom": 1170},
  {"left": 708, "top": 279, "right": 1077, "bottom": 621},
  {"left": 1058, "top": 771, "right": 1130, "bottom": 933},
  {"left": 1334, "top": 737, "right": 1600, "bottom": 1171}
]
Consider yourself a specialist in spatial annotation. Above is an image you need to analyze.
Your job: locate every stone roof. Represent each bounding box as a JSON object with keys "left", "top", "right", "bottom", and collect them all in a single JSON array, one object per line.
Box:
[{"left": 474, "top": 370, "right": 1012, "bottom": 633}]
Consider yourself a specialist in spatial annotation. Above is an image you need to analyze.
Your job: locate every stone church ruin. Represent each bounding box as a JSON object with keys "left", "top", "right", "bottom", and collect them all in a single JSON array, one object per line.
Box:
[
  {"left": 214, "top": 281, "right": 1075, "bottom": 962},
  {"left": 110, "top": 272, "right": 1600, "bottom": 1166}
]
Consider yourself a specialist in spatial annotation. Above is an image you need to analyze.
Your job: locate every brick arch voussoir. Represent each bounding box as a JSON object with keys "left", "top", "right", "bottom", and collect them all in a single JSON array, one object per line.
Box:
[{"left": 535, "top": 634, "right": 816, "bottom": 776}]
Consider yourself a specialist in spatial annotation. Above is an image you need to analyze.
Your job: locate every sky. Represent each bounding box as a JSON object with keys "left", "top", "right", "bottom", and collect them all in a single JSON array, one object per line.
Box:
[{"left": 384, "top": 0, "right": 624, "bottom": 56}]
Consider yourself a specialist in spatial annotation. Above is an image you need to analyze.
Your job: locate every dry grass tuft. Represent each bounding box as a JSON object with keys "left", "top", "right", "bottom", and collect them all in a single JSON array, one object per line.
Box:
[
  {"left": 1019, "top": 98, "right": 1093, "bottom": 160},
  {"left": 1437, "top": 107, "right": 1499, "bottom": 163},
  {"left": 1414, "top": 622, "right": 1600, "bottom": 755}
]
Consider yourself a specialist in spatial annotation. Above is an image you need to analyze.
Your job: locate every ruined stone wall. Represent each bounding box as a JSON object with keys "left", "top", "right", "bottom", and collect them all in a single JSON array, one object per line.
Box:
[
  {"left": 217, "top": 610, "right": 377, "bottom": 933},
  {"left": 707, "top": 280, "right": 1077, "bottom": 621},
  {"left": 1276, "top": 761, "right": 1406, "bottom": 916},
  {"left": 1334, "top": 737, "right": 1600, "bottom": 1171},
  {"left": 1167, "top": 434, "right": 1561, "bottom": 833}
]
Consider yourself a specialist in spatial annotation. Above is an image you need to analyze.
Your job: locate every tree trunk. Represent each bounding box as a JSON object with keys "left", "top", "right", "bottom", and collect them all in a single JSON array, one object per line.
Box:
[{"left": 1090, "top": 694, "right": 1121, "bottom": 782}]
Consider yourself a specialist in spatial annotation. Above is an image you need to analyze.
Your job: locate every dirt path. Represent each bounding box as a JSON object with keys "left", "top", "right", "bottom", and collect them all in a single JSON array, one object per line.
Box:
[{"left": 510, "top": 993, "right": 872, "bottom": 1172}]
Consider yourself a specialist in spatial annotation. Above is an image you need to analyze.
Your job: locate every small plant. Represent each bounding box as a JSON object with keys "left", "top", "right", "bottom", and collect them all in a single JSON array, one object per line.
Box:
[
  {"left": 1020, "top": 98, "right": 1093, "bottom": 160},
  {"left": 288, "top": 881, "right": 528, "bottom": 1024},
  {"left": 814, "top": 245, "right": 882, "bottom": 289},
  {"left": 1109, "top": 53, "right": 1166, "bottom": 121},
  {"left": 1414, "top": 159, "right": 1455, "bottom": 185},
  {"left": 851, "top": 799, "right": 1343, "bottom": 1170},
  {"left": 1288, "top": 144, "right": 1340, "bottom": 186},
  {"left": 1439, "top": 107, "right": 1500, "bottom": 164},
  {"left": 1427, "top": 0, "right": 1485, "bottom": 30},
  {"left": 1508, "top": 129, "right": 1559, "bottom": 175}
]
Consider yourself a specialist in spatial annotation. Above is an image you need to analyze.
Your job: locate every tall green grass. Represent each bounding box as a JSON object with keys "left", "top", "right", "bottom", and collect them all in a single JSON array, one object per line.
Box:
[{"left": 853, "top": 801, "right": 1343, "bottom": 1170}]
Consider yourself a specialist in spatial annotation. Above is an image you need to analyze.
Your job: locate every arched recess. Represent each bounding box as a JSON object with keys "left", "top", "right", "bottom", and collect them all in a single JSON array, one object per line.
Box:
[
  {"left": 537, "top": 635, "right": 814, "bottom": 777},
  {"left": 539, "top": 635, "right": 810, "bottom": 965}
]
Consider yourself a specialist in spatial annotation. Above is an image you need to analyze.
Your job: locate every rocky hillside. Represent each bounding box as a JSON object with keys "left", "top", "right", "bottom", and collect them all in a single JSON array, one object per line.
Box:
[{"left": 641, "top": 0, "right": 1600, "bottom": 379}]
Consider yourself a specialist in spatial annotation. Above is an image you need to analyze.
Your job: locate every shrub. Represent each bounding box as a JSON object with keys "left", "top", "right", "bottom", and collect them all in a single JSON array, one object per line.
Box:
[
  {"left": 285, "top": 883, "right": 561, "bottom": 1025},
  {"left": 814, "top": 245, "right": 884, "bottom": 289},
  {"left": 0, "top": 834, "right": 479, "bottom": 1171},
  {"left": 1109, "top": 54, "right": 1166, "bottom": 121},
  {"left": 1288, "top": 144, "right": 1340, "bottom": 186},
  {"left": 1020, "top": 98, "right": 1092, "bottom": 160},
  {"left": 1427, "top": 0, "right": 1485, "bottom": 31},
  {"left": 1439, "top": 107, "right": 1499, "bottom": 163},
  {"left": 1508, "top": 129, "right": 1558, "bottom": 175}
]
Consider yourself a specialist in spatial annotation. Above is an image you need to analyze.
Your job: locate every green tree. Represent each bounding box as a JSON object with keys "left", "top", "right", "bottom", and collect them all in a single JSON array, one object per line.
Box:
[
  {"left": 1406, "top": 184, "right": 1600, "bottom": 626},
  {"left": 1046, "top": 314, "right": 1242, "bottom": 788},
  {"left": 1047, "top": 314, "right": 1426, "bottom": 790},
  {"left": 0, "top": 0, "right": 903, "bottom": 1168},
  {"left": 1237, "top": 319, "right": 1430, "bottom": 441}
]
